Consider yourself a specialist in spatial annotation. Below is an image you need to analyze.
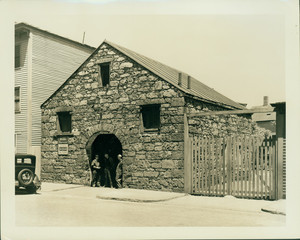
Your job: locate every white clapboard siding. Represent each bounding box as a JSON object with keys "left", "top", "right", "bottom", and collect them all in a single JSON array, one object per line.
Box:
[
  {"left": 14, "top": 38, "right": 29, "bottom": 153},
  {"left": 31, "top": 30, "right": 94, "bottom": 146}
]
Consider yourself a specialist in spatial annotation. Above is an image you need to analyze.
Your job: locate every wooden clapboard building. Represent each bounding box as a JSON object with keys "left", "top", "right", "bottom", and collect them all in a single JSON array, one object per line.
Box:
[{"left": 15, "top": 22, "right": 95, "bottom": 175}]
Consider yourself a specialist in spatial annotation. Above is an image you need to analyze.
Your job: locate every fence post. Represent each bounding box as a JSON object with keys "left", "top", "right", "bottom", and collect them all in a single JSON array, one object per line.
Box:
[
  {"left": 271, "top": 136, "right": 277, "bottom": 200},
  {"left": 222, "top": 138, "right": 226, "bottom": 195},
  {"left": 276, "top": 137, "right": 284, "bottom": 199},
  {"left": 227, "top": 137, "right": 232, "bottom": 195},
  {"left": 184, "top": 112, "right": 192, "bottom": 193}
]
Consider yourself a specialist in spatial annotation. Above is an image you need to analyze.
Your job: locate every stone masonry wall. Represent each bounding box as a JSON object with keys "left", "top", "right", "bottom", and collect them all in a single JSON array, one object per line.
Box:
[
  {"left": 186, "top": 97, "right": 269, "bottom": 138},
  {"left": 41, "top": 42, "right": 186, "bottom": 192}
]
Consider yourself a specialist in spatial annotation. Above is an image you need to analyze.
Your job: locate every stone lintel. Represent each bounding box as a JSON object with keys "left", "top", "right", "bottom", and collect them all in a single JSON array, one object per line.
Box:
[{"left": 96, "top": 57, "right": 113, "bottom": 64}]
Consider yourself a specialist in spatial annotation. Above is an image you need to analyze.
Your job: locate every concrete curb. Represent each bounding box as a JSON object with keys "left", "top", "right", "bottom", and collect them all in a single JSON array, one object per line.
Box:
[
  {"left": 260, "top": 199, "right": 286, "bottom": 216},
  {"left": 261, "top": 208, "right": 286, "bottom": 216},
  {"left": 96, "top": 193, "right": 188, "bottom": 203},
  {"left": 44, "top": 186, "right": 83, "bottom": 192},
  {"left": 41, "top": 183, "right": 84, "bottom": 192}
]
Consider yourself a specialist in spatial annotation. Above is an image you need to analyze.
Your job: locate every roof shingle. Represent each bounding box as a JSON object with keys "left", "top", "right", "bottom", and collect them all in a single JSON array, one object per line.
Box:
[
  {"left": 105, "top": 40, "right": 246, "bottom": 110},
  {"left": 42, "top": 40, "right": 247, "bottom": 109}
]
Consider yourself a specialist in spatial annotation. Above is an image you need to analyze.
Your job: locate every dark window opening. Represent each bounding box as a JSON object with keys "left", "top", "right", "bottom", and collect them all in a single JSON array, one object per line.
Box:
[
  {"left": 57, "top": 112, "right": 72, "bottom": 133},
  {"left": 100, "top": 63, "right": 110, "bottom": 87},
  {"left": 15, "top": 87, "right": 20, "bottom": 113},
  {"left": 15, "top": 45, "right": 21, "bottom": 68},
  {"left": 141, "top": 104, "right": 160, "bottom": 130}
]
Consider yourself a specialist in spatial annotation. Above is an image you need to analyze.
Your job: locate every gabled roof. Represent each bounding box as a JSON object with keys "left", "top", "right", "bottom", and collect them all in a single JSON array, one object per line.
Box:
[
  {"left": 42, "top": 40, "right": 246, "bottom": 109},
  {"left": 15, "top": 22, "right": 95, "bottom": 52},
  {"left": 271, "top": 101, "right": 286, "bottom": 114},
  {"left": 271, "top": 101, "right": 286, "bottom": 107},
  {"left": 105, "top": 40, "right": 245, "bottom": 110}
]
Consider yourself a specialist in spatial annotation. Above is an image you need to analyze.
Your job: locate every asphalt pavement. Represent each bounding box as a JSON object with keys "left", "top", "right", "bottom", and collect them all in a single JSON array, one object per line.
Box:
[
  {"left": 13, "top": 181, "right": 286, "bottom": 233},
  {"left": 40, "top": 182, "right": 286, "bottom": 215}
]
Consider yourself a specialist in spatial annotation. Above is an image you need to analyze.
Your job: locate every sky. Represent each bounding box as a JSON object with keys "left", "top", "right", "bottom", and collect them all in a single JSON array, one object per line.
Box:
[{"left": 3, "top": 0, "right": 292, "bottom": 108}]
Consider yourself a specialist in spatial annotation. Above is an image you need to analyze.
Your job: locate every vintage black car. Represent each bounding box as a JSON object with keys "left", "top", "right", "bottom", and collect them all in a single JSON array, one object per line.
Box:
[{"left": 15, "top": 154, "right": 41, "bottom": 193}]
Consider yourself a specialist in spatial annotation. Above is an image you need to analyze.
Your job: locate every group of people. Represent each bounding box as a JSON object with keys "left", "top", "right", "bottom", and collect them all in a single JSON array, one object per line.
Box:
[{"left": 90, "top": 153, "right": 123, "bottom": 188}]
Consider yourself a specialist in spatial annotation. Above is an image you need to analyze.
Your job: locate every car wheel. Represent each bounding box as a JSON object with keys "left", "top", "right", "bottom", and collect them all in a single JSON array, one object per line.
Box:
[{"left": 17, "top": 169, "right": 34, "bottom": 186}]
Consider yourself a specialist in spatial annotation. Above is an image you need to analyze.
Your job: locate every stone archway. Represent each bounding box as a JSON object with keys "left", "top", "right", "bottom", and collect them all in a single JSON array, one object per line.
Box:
[
  {"left": 84, "top": 123, "right": 127, "bottom": 187},
  {"left": 84, "top": 123, "right": 127, "bottom": 157},
  {"left": 89, "top": 134, "right": 122, "bottom": 162},
  {"left": 90, "top": 133, "right": 122, "bottom": 187}
]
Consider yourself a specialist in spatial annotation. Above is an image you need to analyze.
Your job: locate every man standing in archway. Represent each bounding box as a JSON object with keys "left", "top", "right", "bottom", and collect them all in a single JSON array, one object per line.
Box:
[
  {"left": 91, "top": 155, "right": 101, "bottom": 187},
  {"left": 103, "top": 153, "right": 113, "bottom": 188},
  {"left": 115, "top": 154, "right": 123, "bottom": 189}
]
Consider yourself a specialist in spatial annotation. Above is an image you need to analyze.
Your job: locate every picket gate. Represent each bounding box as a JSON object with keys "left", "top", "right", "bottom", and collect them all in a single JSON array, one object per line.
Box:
[{"left": 191, "top": 135, "right": 276, "bottom": 200}]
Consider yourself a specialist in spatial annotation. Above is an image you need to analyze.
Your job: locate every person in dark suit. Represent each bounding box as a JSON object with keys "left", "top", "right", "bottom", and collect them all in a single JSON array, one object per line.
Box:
[
  {"left": 115, "top": 154, "right": 123, "bottom": 189},
  {"left": 90, "top": 155, "right": 101, "bottom": 187},
  {"left": 103, "top": 153, "right": 113, "bottom": 188}
]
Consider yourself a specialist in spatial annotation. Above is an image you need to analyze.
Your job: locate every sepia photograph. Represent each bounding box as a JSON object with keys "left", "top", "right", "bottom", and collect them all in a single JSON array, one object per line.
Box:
[{"left": 1, "top": 0, "right": 299, "bottom": 239}]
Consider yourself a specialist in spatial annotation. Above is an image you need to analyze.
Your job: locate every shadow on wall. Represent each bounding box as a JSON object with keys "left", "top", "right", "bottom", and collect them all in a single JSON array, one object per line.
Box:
[{"left": 91, "top": 134, "right": 122, "bottom": 164}]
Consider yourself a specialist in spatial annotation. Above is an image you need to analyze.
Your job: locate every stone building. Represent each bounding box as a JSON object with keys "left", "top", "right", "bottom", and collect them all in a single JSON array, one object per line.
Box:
[{"left": 41, "top": 40, "right": 264, "bottom": 192}]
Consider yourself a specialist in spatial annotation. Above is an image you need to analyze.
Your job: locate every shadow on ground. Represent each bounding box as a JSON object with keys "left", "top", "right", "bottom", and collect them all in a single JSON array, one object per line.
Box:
[{"left": 15, "top": 188, "right": 41, "bottom": 195}]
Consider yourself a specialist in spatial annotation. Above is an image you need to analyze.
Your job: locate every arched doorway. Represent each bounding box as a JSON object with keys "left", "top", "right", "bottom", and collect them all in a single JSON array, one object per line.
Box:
[
  {"left": 90, "top": 134, "right": 122, "bottom": 187},
  {"left": 91, "top": 134, "right": 122, "bottom": 161}
]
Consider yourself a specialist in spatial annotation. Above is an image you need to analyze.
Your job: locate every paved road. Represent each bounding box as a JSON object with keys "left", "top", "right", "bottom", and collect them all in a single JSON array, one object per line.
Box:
[{"left": 15, "top": 187, "right": 285, "bottom": 227}]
